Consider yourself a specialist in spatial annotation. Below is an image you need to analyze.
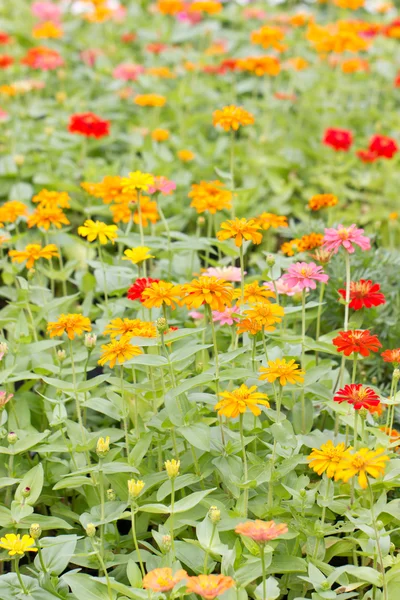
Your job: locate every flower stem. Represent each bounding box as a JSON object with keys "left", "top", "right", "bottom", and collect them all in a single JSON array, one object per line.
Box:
[
  {"left": 170, "top": 478, "right": 176, "bottom": 560},
  {"left": 260, "top": 544, "right": 266, "bottom": 600},
  {"left": 344, "top": 252, "right": 351, "bottom": 333},
  {"left": 15, "top": 558, "right": 28, "bottom": 595},
  {"left": 203, "top": 523, "right": 217, "bottom": 574},
  {"left": 120, "top": 365, "right": 130, "bottom": 459},
  {"left": 315, "top": 282, "right": 325, "bottom": 365},
  {"left": 239, "top": 414, "right": 249, "bottom": 517},
  {"left": 68, "top": 339, "right": 87, "bottom": 451},
  {"left": 131, "top": 507, "right": 145, "bottom": 576},
  {"left": 97, "top": 242, "right": 108, "bottom": 305},
  {"left": 99, "top": 459, "right": 105, "bottom": 559},
  {"left": 368, "top": 480, "right": 388, "bottom": 600},
  {"left": 239, "top": 245, "right": 245, "bottom": 306}
]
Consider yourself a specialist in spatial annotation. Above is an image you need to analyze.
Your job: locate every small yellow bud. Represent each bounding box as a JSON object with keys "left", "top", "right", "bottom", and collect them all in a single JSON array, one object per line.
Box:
[
  {"left": 128, "top": 479, "right": 145, "bottom": 499},
  {"left": 96, "top": 436, "right": 110, "bottom": 457},
  {"left": 86, "top": 523, "right": 96, "bottom": 537},
  {"left": 13, "top": 154, "right": 25, "bottom": 166},
  {"left": 85, "top": 333, "right": 97, "bottom": 350},
  {"left": 208, "top": 506, "right": 221, "bottom": 524},
  {"left": 161, "top": 534, "right": 172, "bottom": 552},
  {"left": 56, "top": 91, "right": 66, "bottom": 103},
  {"left": 164, "top": 459, "right": 180, "bottom": 479},
  {"left": 57, "top": 349, "right": 66, "bottom": 362},
  {"left": 156, "top": 317, "right": 169, "bottom": 334},
  {"left": 30, "top": 523, "right": 42, "bottom": 539},
  {"left": 106, "top": 488, "right": 117, "bottom": 501}
]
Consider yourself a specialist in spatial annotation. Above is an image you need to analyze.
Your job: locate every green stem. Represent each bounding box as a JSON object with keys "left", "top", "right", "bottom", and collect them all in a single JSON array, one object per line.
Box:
[
  {"left": 97, "top": 243, "right": 108, "bottom": 305},
  {"left": 315, "top": 282, "right": 325, "bottom": 365},
  {"left": 239, "top": 414, "right": 248, "bottom": 517},
  {"left": 15, "top": 558, "right": 28, "bottom": 595},
  {"left": 120, "top": 365, "right": 130, "bottom": 458},
  {"left": 170, "top": 478, "right": 176, "bottom": 560},
  {"left": 36, "top": 540, "right": 48, "bottom": 573},
  {"left": 131, "top": 507, "right": 145, "bottom": 576},
  {"left": 239, "top": 245, "right": 245, "bottom": 306},
  {"left": 354, "top": 410, "right": 359, "bottom": 450},
  {"left": 313, "top": 477, "right": 331, "bottom": 560},
  {"left": 99, "top": 459, "right": 105, "bottom": 559},
  {"left": 260, "top": 544, "right": 266, "bottom": 600},
  {"left": 368, "top": 480, "right": 388, "bottom": 600},
  {"left": 344, "top": 252, "right": 351, "bottom": 333},
  {"left": 68, "top": 339, "right": 87, "bottom": 451},
  {"left": 300, "top": 290, "right": 306, "bottom": 434},
  {"left": 203, "top": 523, "right": 217, "bottom": 574}
]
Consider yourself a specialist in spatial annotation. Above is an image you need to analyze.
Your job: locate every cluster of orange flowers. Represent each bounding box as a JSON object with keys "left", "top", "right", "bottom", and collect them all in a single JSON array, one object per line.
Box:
[
  {"left": 236, "top": 56, "right": 281, "bottom": 77},
  {"left": 281, "top": 233, "right": 324, "bottom": 256},
  {"left": 308, "top": 193, "right": 338, "bottom": 211},
  {"left": 250, "top": 25, "right": 286, "bottom": 52},
  {"left": 189, "top": 181, "right": 232, "bottom": 214},
  {"left": 306, "top": 21, "right": 370, "bottom": 54}
]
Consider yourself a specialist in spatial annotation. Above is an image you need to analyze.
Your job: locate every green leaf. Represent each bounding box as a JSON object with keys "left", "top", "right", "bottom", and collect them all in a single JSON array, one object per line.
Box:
[
  {"left": 127, "top": 560, "right": 143, "bottom": 588},
  {"left": 14, "top": 464, "right": 44, "bottom": 505},
  {"left": 63, "top": 572, "right": 113, "bottom": 600},
  {"left": 35, "top": 535, "right": 78, "bottom": 575},
  {"left": 173, "top": 489, "right": 215, "bottom": 513}
]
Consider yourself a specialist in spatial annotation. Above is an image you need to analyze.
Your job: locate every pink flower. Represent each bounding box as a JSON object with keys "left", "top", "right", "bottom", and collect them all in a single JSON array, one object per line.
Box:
[
  {"left": 0, "top": 391, "right": 12, "bottom": 408},
  {"left": 148, "top": 176, "right": 176, "bottom": 196},
  {"left": 0, "top": 108, "right": 8, "bottom": 122},
  {"left": 204, "top": 266, "right": 244, "bottom": 282},
  {"left": 176, "top": 9, "right": 202, "bottom": 23},
  {"left": 112, "top": 62, "right": 145, "bottom": 81},
  {"left": 189, "top": 310, "right": 204, "bottom": 320},
  {"left": 213, "top": 305, "right": 240, "bottom": 326},
  {"left": 80, "top": 48, "right": 102, "bottom": 67},
  {"left": 323, "top": 224, "right": 371, "bottom": 254},
  {"left": 282, "top": 262, "right": 329, "bottom": 291},
  {"left": 264, "top": 277, "right": 303, "bottom": 297},
  {"left": 31, "top": 2, "right": 62, "bottom": 22}
]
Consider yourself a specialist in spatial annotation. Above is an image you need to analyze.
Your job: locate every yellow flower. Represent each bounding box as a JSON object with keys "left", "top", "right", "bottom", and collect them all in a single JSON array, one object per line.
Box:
[
  {"left": 47, "top": 314, "right": 92, "bottom": 340},
  {"left": 181, "top": 276, "right": 234, "bottom": 312},
  {"left": 32, "top": 189, "right": 71, "bottom": 209},
  {"left": 103, "top": 318, "right": 157, "bottom": 339},
  {"left": 78, "top": 220, "right": 118, "bottom": 244},
  {"left": 27, "top": 206, "right": 70, "bottom": 230},
  {"left": 215, "top": 384, "right": 269, "bottom": 418},
  {"left": 151, "top": 128, "right": 170, "bottom": 141},
  {"left": 234, "top": 281, "right": 275, "bottom": 305},
  {"left": 0, "top": 200, "right": 28, "bottom": 224},
  {"left": 308, "top": 440, "right": 350, "bottom": 478},
  {"left": 189, "top": 181, "right": 232, "bottom": 215},
  {"left": 134, "top": 94, "right": 167, "bottom": 107},
  {"left": 236, "top": 317, "right": 263, "bottom": 336},
  {"left": 128, "top": 479, "right": 145, "bottom": 498},
  {"left": 123, "top": 246, "right": 154, "bottom": 264},
  {"left": 98, "top": 339, "right": 142, "bottom": 368},
  {"left": 96, "top": 436, "right": 110, "bottom": 456},
  {"left": 165, "top": 459, "right": 180, "bottom": 478},
  {"left": 9, "top": 243, "right": 59, "bottom": 269},
  {"left": 33, "top": 21, "right": 63, "bottom": 39},
  {"left": 334, "top": 447, "right": 389, "bottom": 489},
  {"left": 255, "top": 213, "right": 288, "bottom": 230},
  {"left": 243, "top": 303, "right": 284, "bottom": 331},
  {"left": 213, "top": 105, "right": 254, "bottom": 132},
  {"left": 121, "top": 171, "right": 155, "bottom": 193},
  {"left": 259, "top": 358, "right": 305, "bottom": 386},
  {"left": 0, "top": 533, "right": 38, "bottom": 556},
  {"left": 178, "top": 149, "right": 195, "bottom": 162},
  {"left": 141, "top": 281, "right": 182, "bottom": 309},
  {"left": 217, "top": 218, "right": 262, "bottom": 247}
]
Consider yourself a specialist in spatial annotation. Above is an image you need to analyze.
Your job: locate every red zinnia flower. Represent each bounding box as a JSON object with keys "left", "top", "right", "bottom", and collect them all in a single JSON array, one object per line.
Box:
[
  {"left": 334, "top": 384, "right": 380, "bottom": 411},
  {"left": 21, "top": 46, "right": 64, "bottom": 70},
  {"left": 146, "top": 42, "right": 167, "bottom": 54},
  {"left": 368, "top": 134, "right": 398, "bottom": 159},
  {"left": 68, "top": 113, "right": 110, "bottom": 139},
  {"left": 332, "top": 329, "right": 382, "bottom": 357},
  {"left": 357, "top": 149, "right": 378, "bottom": 163},
  {"left": 0, "top": 32, "right": 12, "bottom": 45},
  {"left": 127, "top": 278, "right": 159, "bottom": 302},
  {"left": 338, "top": 279, "right": 386, "bottom": 310},
  {"left": 323, "top": 128, "right": 353, "bottom": 152},
  {"left": 0, "top": 55, "right": 13, "bottom": 69},
  {"left": 381, "top": 348, "right": 400, "bottom": 364}
]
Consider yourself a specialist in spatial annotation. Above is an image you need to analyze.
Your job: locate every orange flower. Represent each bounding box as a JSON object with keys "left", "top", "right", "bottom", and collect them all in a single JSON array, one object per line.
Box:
[
  {"left": 250, "top": 25, "right": 286, "bottom": 51},
  {"left": 151, "top": 128, "right": 170, "bottom": 141},
  {"left": 133, "top": 196, "right": 159, "bottom": 227},
  {"left": 189, "top": 181, "right": 232, "bottom": 214},
  {"left": 237, "top": 56, "right": 281, "bottom": 76},
  {"left": 285, "top": 57, "right": 309, "bottom": 71},
  {"left": 215, "top": 384, "right": 269, "bottom": 418},
  {"left": 178, "top": 149, "right": 195, "bottom": 162},
  {"left": 236, "top": 318, "right": 263, "bottom": 335},
  {"left": 9, "top": 243, "right": 59, "bottom": 269},
  {"left": 103, "top": 318, "right": 157, "bottom": 339},
  {"left": 81, "top": 176, "right": 128, "bottom": 204},
  {"left": 47, "top": 314, "right": 91, "bottom": 340},
  {"left": 134, "top": 94, "right": 167, "bottom": 107},
  {"left": 32, "top": 189, "right": 71, "bottom": 209},
  {"left": 308, "top": 194, "right": 338, "bottom": 211},
  {"left": 234, "top": 281, "right": 275, "bottom": 305},
  {"left": 243, "top": 303, "right": 284, "bottom": 331},
  {"left": 0, "top": 200, "right": 28, "bottom": 223},
  {"left": 110, "top": 202, "right": 132, "bottom": 224},
  {"left": 141, "top": 281, "right": 182, "bottom": 309},
  {"left": 189, "top": 1, "right": 222, "bottom": 14},
  {"left": 147, "top": 66, "right": 176, "bottom": 79},
  {"left": 143, "top": 568, "right": 187, "bottom": 592},
  {"left": 27, "top": 206, "right": 70, "bottom": 230},
  {"left": 213, "top": 105, "right": 254, "bottom": 132},
  {"left": 186, "top": 575, "right": 234, "bottom": 600},
  {"left": 33, "top": 21, "right": 63, "bottom": 39},
  {"left": 341, "top": 58, "right": 369, "bottom": 74},
  {"left": 156, "top": 0, "right": 184, "bottom": 15},
  {"left": 181, "top": 276, "right": 234, "bottom": 311},
  {"left": 235, "top": 520, "right": 288, "bottom": 543},
  {"left": 216, "top": 218, "right": 262, "bottom": 247},
  {"left": 98, "top": 339, "right": 142, "bottom": 368},
  {"left": 255, "top": 213, "right": 288, "bottom": 230}
]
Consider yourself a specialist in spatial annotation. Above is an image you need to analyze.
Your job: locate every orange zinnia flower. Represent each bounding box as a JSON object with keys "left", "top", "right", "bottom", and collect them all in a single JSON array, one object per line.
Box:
[
  {"left": 215, "top": 384, "right": 269, "bottom": 418},
  {"left": 27, "top": 206, "right": 70, "bottom": 230},
  {"left": 250, "top": 25, "right": 286, "bottom": 51},
  {"left": 186, "top": 575, "right": 234, "bottom": 600},
  {"left": 141, "top": 281, "right": 182, "bottom": 309},
  {"left": 9, "top": 243, "right": 59, "bottom": 269},
  {"left": 235, "top": 520, "right": 288, "bottom": 543},
  {"left": 236, "top": 317, "right": 263, "bottom": 335},
  {"left": 213, "top": 105, "right": 254, "bottom": 132},
  {"left": 181, "top": 276, "right": 234, "bottom": 311},
  {"left": 216, "top": 218, "right": 262, "bottom": 247},
  {"left": 133, "top": 196, "right": 159, "bottom": 227},
  {"left": 134, "top": 94, "right": 167, "bottom": 107},
  {"left": 47, "top": 314, "right": 91, "bottom": 340},
  {"left": 234, "top": 281, "right": 275, "bottom": 305},
  {"left": 0, "top": 200, "right": 28, "bottom": 223},
  {"left": 308, "top": 194, "right": 338, "bottom": 211},
  {"left": 255, "top": 213, "right": 288, "bottom": 230},
  {"left": 189, "top": 181, "right": 232, "bottom": 214},
  {"left": 98, "top": 339, "right": 142, "bottom": 368},
  {"left": 143, "top": 568, "right": 187, "bottom": 592},
  {"left": 32, "top": 189, "right": 71, "bottom": 209},
  {"left": 243, "top": 303, "right": 284, "bottom": 331}
]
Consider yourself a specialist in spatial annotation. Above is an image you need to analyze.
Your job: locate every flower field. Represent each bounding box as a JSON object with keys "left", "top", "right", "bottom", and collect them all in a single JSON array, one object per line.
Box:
[{"left": 1, "top": 0, "right": 400, "bottom": 598}]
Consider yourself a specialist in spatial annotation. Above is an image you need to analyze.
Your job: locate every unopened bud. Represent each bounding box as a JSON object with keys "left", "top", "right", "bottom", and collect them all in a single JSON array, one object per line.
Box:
[
  {"left": 208, "top": 506, "right": 221, "bottom": 524},
  {"left": 128, "top": 479, "right": 145, "bottom": 500},
  {"left": 195, "top": 362, "right": 204, "bottom": 374},
  {"left": 0, "top": 391, "right": 12, "bottom": 409},
  {"left": 56, "top": 91, "right": 66, "bottom": 103},
  {"left": 7, "top": 431, "right": 17, "bottom": 444},
  {"left": 165, "top": 459, "right": 180, "bottom": 479},
  {"left": 161, "top": 534, "right": 172, "bottom": 552},
  {"left": 13, "top": 154, "right": 25, "bottom": 166},
  {"left": 266, "top": 254, "right": 275, "bottom": 267},
  {"left": 0, "top": 342, "right": 8, "bottom": 359},
  {"left": 371, "top": 376, "right": 378, "bottom": 385},
  {"left": 376, "top": 520, "right": 384, "bottom": 530},
  {"left": 21, "top": 486, "right": 31, "bottom": 498},
  {"left": 197, "top": 216, "right": 205, "bottom": 226},
  {"left": 394, "top": 368, "right": 400, "bottom": 380},
  {"left": 84, "top": 333, "right": 97, "bottom": 350},
  {"left": 86, "top": 523, "right": 96, "bottom": 537},
  {"left": 96, "top": 436, "right": 110, "bottom": 457},
  {"left": 358, "top": 407, "right": 368, "bottom": 420},
  {"left": 106, "top": 488, "right": 117, "bottom": 501},
  {"left": 57, "top": 349, "right": 66, "bottom": 363},
  {"left": 30, "top": 523, "right": 41, "bottom": 539},
  {"left": 156, "top": 317, "right": 169, "bottom": 334},
  {"left": 299, "top": 489, "right": 307, "bottom": 498}
]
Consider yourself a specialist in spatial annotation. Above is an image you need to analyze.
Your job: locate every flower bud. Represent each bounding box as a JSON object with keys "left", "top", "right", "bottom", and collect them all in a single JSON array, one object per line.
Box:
[
  {"left": 57, "top": 349, "right": 66, "bottom": 363},
  {"left": 106, "top": 488, "right": 117, "bottom": 501},
  {"left": 56, "top": 91, "right": 66, "bottom": 103},
  {"left": 371, "top": 376, "right": 378, "bottom": 385},
  {"left": 0, "top": 391, "right": 12, "bottom": 410},
  {"left": 394, "top": 368, "right": 400, "bottom": 381},
  {"left": 85, "top": 333, "right": 97, "bottom": 350},
  {"left": 7, "top": 431, "right": 17, "bottom": 444},
  {"left": 195, "top": 362, "right": 203, "bottom": 374},
  {"left": 266, "top": 254, "right": 275, "bottom": 267},
  {"left": 44, "top": 127, "right": 54, "bottom": 136},
  {"left": 128, "top": 479, "right": 145, "bottom": 500},
  {"left": 299, "top": 489, "right": 307, "bottom": 498},
  {"left": 358, "top": 407, "right": 368, "bottom": 420},
  {"left": 86, "top": 523, "right": 96, "bottom": 537},
  {"left": 21, "top": 486, "right": 31, "bottom": 498},
  {"left": 13, "top": 154, "right": 25, "bottom": 166},
  {"left": 30, "top": 523, "right": 41, "bottom": 539},
  {"left": 197, "top": 216, "right": 206, "bottom": 226},
  {"left": 156, "top": 317, "right": 169, "bottom": 334},
  {"left": 96, "top": 436, "right": 110, "bottom": 457},
  {"left": 161, "top": 534, "right": 172, "bottom": 552},
  {"left": 208, "top": 506, "right": 221, "bottom": 524},
  {"left": 0, "top": 342, "right": 8, "bottom": 360},
  {"left": 165, "top": 459, "right": 180, "bottom": 479}
]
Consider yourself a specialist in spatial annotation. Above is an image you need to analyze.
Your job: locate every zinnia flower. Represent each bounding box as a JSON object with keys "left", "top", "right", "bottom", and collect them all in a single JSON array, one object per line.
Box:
[
  {"left": 255, "top": 213, "right": 288, "bottom": 230},
  {"left": 332, "top": 329, "right": 382, "bottom": 357},
  {"left": 148, "top": 176, "right": 176, "bottom": 196},
  {"left": 32, "top": 189, "right": 70, "bottom": 209},
  {"left": 282, "top": 262, "right": 329, "bottom": 291},
  {"left": 235, "top": 520, "right": 288, "bottom": 543},
  {"left": 212, "top": 305, "right": 240, "bottom": 326},
  {"left": 215, "top": 384, "right": 269, "bottom": 418},
  {"left": 216, "top": 218, "right": 262, "bottom": 247},
  {"left": 78, "top": 220, "right": 118, "bottom": 244},
  {"left": 143, "top": 568, "right": 187, "bottom": 592},
  {"left": 308, "top": 440, "right": 350, "bottom": 478},
  {"left": 68, "top": 113, "right": 110, "bottom": 138},
  {"left": 178, "top": 149, "right": 195, "bottom": 162},
  {"left": 121, "top": 171, "right": 155, "bottom": 193},
  {"left": 47, "top": 314, "right": 92, "bottom": 340},
  {"left": 9, "top": 243, "right": 59, "bottom": 269},
  {"left": 264, "top": 278, "right": 303, "bottom": 297},
  {"left": 323, "top": 128, "right": 353, "bottom": 151},
  {"left": 123, "top": 247, "right": 154, "bottom": 264},
  {"left": 27, "top": 206, "right": 69, "bottom": 230},
  {"left": 334, "top": 447, "right": 389, "bottom": 489},
  {"left": 181, "top": 276, "right": 234, "bottom": 312},
  {"left": 204, "top": 266, "right": 243, "bottom": 282},
  {"left": 0, "top": 200, "right": 28, "bottom": 223},
  {"left": 381, "top": 348, "right": 400, "bottom": 364},
  {"left": 308, "top": 194, "right": 338, "bottom": 211},
  {"left": 235, "top": 281, "right": 275, "bottom": 305},
  {"left": 112, "top": 62, "right": 144, "bottom": 81},
  {"left": 103, "top": 318, "right": 156, "bottom": 339},
  {"left": 243, "top": 303, "right": 284, "bottom": 331},
  {"left": 213, "top": 105, "right": 254, "bottom": 131},
  {"left": 98, "top": 339, "right": 142, "bottom": 368},
  {"left": 259, "top": 358, "right": 305, "bottom": 386},
  {"left": 334, "top": 384, "right": 381, "bottom": 410},
  {"left": 186, "top": 575, "right": 234, "bottom": 600},
  {"left": 338, "top": 280, "right": 385, "bottom": 310},
  {"left": 134, "top": 94, "right": 166, "bottom": 107},
  {"left": 323, "top": 224, "right": 371, "bottom": 254},
  {"left": 127, "top": 277, "right": 159, "bottom": 302},
  {"left": 369, "top": 134, "right": 398, "bottom": 159},
  {"left": 189, "top": 181, "right": 232, "bottom": 214},
  {"left": 0, "top": 533, "right": 38, "bottom": 556},
  {"left": 141, "top": 281, "right": 182, "bottom": 309}
]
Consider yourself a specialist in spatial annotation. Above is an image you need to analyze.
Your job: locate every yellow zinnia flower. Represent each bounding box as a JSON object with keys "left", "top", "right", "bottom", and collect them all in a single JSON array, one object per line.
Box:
[
  {"left": 255, "top": 213, "right": 288, "bottom": 230},
  {"left": 78, "top": 220, "right": 118, "bottom": 244},
  {"left": 128, "top": 479, "right": 145, "bottom": 498},
  {"left": 213, "top": 105, "right": 254, "bottom": 132},
  {"left": 98, "top": 339, "right": 142, "bottom": 368},
  {"left": 215, "top": 384, "right": 269, "bottom": 418},
  {"left": 122, "top": 246, "right": 154, "bottom": 264},
  {"left": 47, "top": 314, "right": 92, "bottom": 340},
  {"left": 334, "top": 447, "right": 389, "bottom": 489},
  {"left": 308, "top": 440, "right": 350, "bottom": 478},
  {"left": 141, "top": 281, "right": 182, "bottom": 309},
  {"left": 0, "top": 200, "right": 28, "bottom": 224},
  {"left": 243, "top": 302, "right": 284, "bottom": 331},
  {"left": 165, "top": 459, "right": 180, "bottom": 478},
  {"left": 0, "top": 533, "right": 38, "bottom": 556},
  {"left": 9, "top": 243, "right": 59, "bottom": 269},
  {"left": 259, "top": 358, "right": 305, "bottom": 386},
  {"left": 121, "top": 171, "right": 155, "bottom": 193},
  {"left": 217, "top": 218, "right": 262, "bottom": 247},
  {"left": 32, "top": 189, "right": 71, "bottom": 209},
  {"left": 234, "top": 281, "right": 275, "bottom": 305},
  {"left": 103, "top": 318, "right": 156, "bottom": 339},
  {"left": 181, "top": 276, "right": 234, "bottom": 312}
]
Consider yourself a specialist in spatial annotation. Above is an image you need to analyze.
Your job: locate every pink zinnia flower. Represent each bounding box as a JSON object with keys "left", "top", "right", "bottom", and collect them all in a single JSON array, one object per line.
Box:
[
  {"left": 80, "top": 48, "right": 102, "bottom": 67},
  {"left": 31, "top": 2, "right": 62, "bottom": 22},
  {"left": 213, "top": 305, "right": 240, "bottom": 326},
  {"left": 282, "top": 262, "right": 329, "bottom": 291},
  {"left": 112, "top": 62, "right": 145, "bottom": 81},
  {"left": 0, "top": 108, "right": 8, "bottom": 122},
  {"left": 264, "top": 277, "right": 303, "bottom": 297},
  {"left": 189, "top": 310, "right": 203, "bottom": 320},
  {"left": 148, "top": 176, "right": 176, "bottom": 196},
  {"left": 323, "top": 224, "right": 371, "bottom": 255},
  {"left": 204, "top": 266, "right": 244, "bottom": 282}
]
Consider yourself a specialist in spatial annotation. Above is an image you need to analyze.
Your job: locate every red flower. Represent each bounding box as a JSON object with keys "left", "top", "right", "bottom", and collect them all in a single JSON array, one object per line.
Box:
[
  {"left": 21, "top": 46, "right": 64, "bottom": 70},
  {"left": 0, "top": 32, "right": 11, "bottom": 45},
  {"left": 332, "top": 329, "right": 382, "bottom": 357},
  {"left": 381, "top": 348, "right": 400, "bottom": 364},
  {"left": 0, "top": 55, "right": 13, "bottom": 69},
  {"left": 68, "top": 113, "right": 110, "bottom": 139},
  {"left": 218, "top": 58, "right": 239, "bottom": 73},
  {"left": 146, "top": 42, "right": 167, "bottom": 54},
  {"left": 357, "top": 149, "right": 378, "bottom": 163},
  {"left": 368, "top": 134, "right": 398, "bottom": 159},
  {"left": 323, "top": 128, "right": 353, "bottom": 152},
  {"left": 394, "top": 72, "right": 400, "bottom": 88},
  {"left": 338, "top": 279, "right": 386, "bottom": 310},
  {"left": 127, "top": 278, "right": 159, "bottom": 302},
  {"left": 121, "top": 32, "right": 137, "bottom": 43},
  {"left": 334, "top": 384, "right": 380, "bottom": 411}
]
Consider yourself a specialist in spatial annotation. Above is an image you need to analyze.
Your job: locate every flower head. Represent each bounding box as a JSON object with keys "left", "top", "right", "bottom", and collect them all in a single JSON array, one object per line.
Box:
[
  {"left": 381, "top": 348, "right": 400, "bottom": 364},
  {"left": 332, "top": 329, "right": 382, "bottom": 357},
  {"left": 369, "top": 134, "right": 398, "bottom": 159},
  {"left": 204, "top": 266, "right": 243, "bottom": 282},
  {"left": 148, "top": 176, "right": 176, "bottom": 196},
  {"left": 96, "top": 436, "right": 110, "bottom": 456},
  {"left": 181, "top": 276, "right": 234, "bottom": 312},
  {"left": 189, "top": 181, "right": 232, "bottom": 214},
  {"left": 165, "top": 459, "right": 180, "bottom": 478},
  {"left": 143, "top": 568, "right": 187, "bottom": 592},
  {"left": 32, "top": 189, "right": 70, "bottom": 209},
  {"left": 121, "top": 171, "right": 155, "bottom": 193},
  {"left": 212, "top": 305, "right": 240, "bottom": 326},
  {"left": 186, "top": 575, "right": 234, "bottom": 600},
  {"left": 235, "top": 281, "right": 275, "bottom": 305},
  {"left": 255, "top": 213, "right": 288, "bottom": 230},
  {"left": 98, "top": 339, "right": 142, "bottom": 368},
  {"left": 47, "top": 314, "right": 91, "bottom": 340},
  {"left": 334, "top": 447, "right": 389, "bottom": 489},
  {"left": 259, "top": 358, "right": 305, "bottom": 386},
  {"left": 338, "top": 280, "right": 385, "bottom": 310},
  {"left": 213, "top": 105, "right": 254, "bottom": 132},
  {"left": 235, "top": 520, "right": 288, "bottom": 543},
  {"left": 78, "top": 220, "right": 118, "bottom": 244},
  {"left": 217, "top": 218, "right": 262, "bottom": 247},
  {"left": 0, "top": 533, "right": 38, "bottom": 556},
  {"left": 178, "top": 149, "right": 195, "bottom": 162},
  {"left": 243, "top": 303, "right": 284, "bottom": 331},
  {"left": 128, "top": 479, "right": 145, "bottom": 499},
  {"left": 308, "top": 194, "right": 338, "bottom": 211},
  {"left": 134, "top": 94, "right": 166, "bottom": 107},
  {"left": 103, "top": 318, "right": 156, "bottom": 340},
  {"left": 141, "top": 281, "right": 182, "bottom": 309},
  {"left": 264, "top": 278, "right": 303, "bottom": 297},
  {"left": 123, "top": 247, "right": 154, "bottom": 264},
  {"left": 0, "top": 391, "right": 13, "bottom": 409},
  {"left": 21, "top": 46, "right": 64, "bottom": 70},
  {"left": 282, "top": 262, "right": 329, "bottom": 291},
  {"left": 0, "top": 201, "right": 27, "bottom": 224},
  {"left": 68, "top": 113, "right": 110, "bottom": 138},
  {"left": 9, "top": 243, "right": 59, "bottom": 269},
  {"left": 308, "top": 440, "right": 350, "bottom": 478},
  {"left": 127, "top": 277, "right": 159, "bottom": 302},
  {"left": 250, "top": 25, "right": 285, "bottom": 51},
  {"left": 323, "top": 128, "right": 353, "bottom": 151},
  {"left": 215, "top": 384, "right": 269, "bottom": 418},
  {"left": 27, "top": 206, "right": 69, "bottom": 230},
  {"left": 323, "top": 224, "right": 371, "bottom": 254},
  {"left": 334, "top": 384, "right": 381, "bottom": 410}
]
